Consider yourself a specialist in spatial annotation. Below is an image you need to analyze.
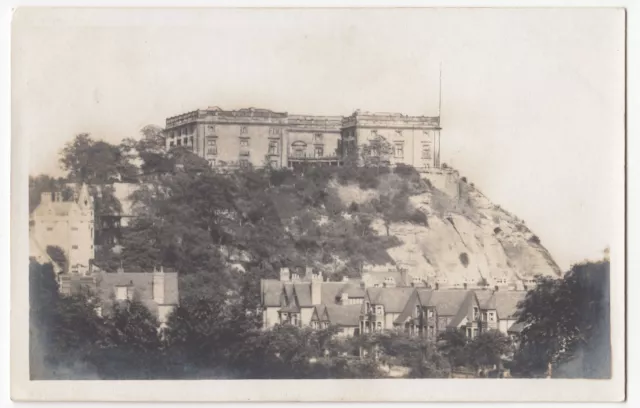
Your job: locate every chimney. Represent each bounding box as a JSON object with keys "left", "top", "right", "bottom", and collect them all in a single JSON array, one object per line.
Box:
[
  {"left": 153, "top": 267, "right": 165, "bottom": 304},
  {"left": 40, "top": 192, "right": 53, "bottom": 205},
  {"left": 311, "top": 272, "right": 322, "bottom": 304},
  {"left": 304, "top": 267, "right": 313, "bottom": 281},
  {"left": 279, "top": 267, "right": 290, "bottom": 282}
]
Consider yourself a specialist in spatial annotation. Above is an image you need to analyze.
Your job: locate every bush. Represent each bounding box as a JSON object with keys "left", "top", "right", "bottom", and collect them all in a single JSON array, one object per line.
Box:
[
  {"left": 459, "top": 253, "right": 469, "bottom": 268},
  {"left": 493, "top": 227, "right": 502, "bottom": 234},
  {"left": 529, "top": 235, "right": 541, "bottom": 245},
  {"left": 409, "top": 210, "right": 428, "bottom": 226}
]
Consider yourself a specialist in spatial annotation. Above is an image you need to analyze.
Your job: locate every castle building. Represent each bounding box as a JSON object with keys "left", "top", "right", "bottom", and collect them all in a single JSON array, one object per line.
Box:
[
  {"left": 30, "top": 184, "right": 95, "bottom": 274},
  {"left": 165, "top": 107, "right": 442, "bottom": 170},
  {"left": 340, "top": 111, "right": 441, "bottom": 168}
]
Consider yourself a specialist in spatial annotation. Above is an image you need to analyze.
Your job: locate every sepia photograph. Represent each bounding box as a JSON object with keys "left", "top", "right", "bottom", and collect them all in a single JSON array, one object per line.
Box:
[{"left": 10, "top": 5, "right": 625, "bottom": 402}]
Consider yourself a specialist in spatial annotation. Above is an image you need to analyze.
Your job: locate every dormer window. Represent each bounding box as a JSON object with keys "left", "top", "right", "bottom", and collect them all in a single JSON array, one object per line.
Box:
[{"left": 375, "top": 305, "right": 384, "bottom": 315}]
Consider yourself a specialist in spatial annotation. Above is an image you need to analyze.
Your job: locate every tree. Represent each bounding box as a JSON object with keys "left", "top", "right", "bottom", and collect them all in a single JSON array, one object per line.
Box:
[
  {"left": 376, "top": 331, "right": 450, "bottom": 378},
  {"left": 361, "top": 133, "right": 393, "bottom": 170},
  {"left": 91, "top": 299, "right": 163, "bottom": 379},
  {"left": 45, "top": 245, "right": 67, "bottom": 273},
  {"left": 29, "top": 260, "right": 104, "bottom": 379},
  {"left": 465, "top": 330, "right": 513, "bottom": 371},
  {"left": 437, "top": 330, "right": 469, "bottom": 373},
  {"left": 512, "top": 260, "right": 611, "bottom": 378},
  {"left": 59, "top": 134, "right": 138, "bottom": 184}
]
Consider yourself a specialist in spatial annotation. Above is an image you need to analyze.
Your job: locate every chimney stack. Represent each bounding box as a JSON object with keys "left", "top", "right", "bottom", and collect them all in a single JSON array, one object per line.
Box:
[
  {"left": 304, "top": 267, "right": 313, "bottom": 281},
  {"left": 279, "top": 267, "right": 290, "bottom": 282},
  {"left": 311, "top": 272, "right": 322, "bottom": 304},
  {"left": 40, "top": 192, "right": 53, "bottom": 205}
]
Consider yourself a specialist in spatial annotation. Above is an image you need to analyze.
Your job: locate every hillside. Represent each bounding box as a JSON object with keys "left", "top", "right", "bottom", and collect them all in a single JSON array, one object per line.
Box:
[
  {"left": 91, "top": 162, "right": 561, "bottom": 292},
  {"left": 324, "top": 166, "right": 561, "bottom": 288}
]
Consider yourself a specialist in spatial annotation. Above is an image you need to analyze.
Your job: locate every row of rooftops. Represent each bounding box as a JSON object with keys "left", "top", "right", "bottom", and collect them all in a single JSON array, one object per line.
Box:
[
  {"left": 166, "top": 107, "right": 440, "bottom": 130},
  {"left": 264, "top": 276, "right": 527, "bottom": 331}
]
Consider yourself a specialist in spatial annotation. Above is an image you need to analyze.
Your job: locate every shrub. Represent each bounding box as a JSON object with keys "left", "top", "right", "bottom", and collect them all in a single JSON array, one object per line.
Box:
[
  {"left": 528, "top": 235, "right": 541, "bottom": 245},
  {"left": 409, "top": 210, "right": 428, "bottom": 226},
  {"left": 493, "top": 227, "right": 502, "bottom": 234},
  {"left": 459, "top": 253, "right": 469, "bottom": 268}
]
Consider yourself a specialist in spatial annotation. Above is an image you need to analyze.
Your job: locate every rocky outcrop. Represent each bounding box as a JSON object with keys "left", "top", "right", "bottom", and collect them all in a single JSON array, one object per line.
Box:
[{"left": 335, "top": 168, "right": 561, "bottom": 289}]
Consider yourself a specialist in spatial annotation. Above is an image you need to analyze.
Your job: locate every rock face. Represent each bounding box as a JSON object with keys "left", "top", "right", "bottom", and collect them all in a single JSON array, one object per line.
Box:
[{"left": 336, "top": 168, "right": 561, "bottom": 289}]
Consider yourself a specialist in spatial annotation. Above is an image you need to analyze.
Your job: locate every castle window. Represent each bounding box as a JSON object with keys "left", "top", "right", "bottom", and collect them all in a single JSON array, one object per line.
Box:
[
  {"left": 115, "top": 286, "right": 128, "bottom": 300},
  {"left": 207, "top": 139, "right": 218, "bottom": 155},
  {"left": 268, "top": 140, "right": 279, "bottom": 155},
  {"left": 394, "top": 142, "right": 404, "bottom": 158},
  {"left": 421, "top": 144, "right": 432, "bottom": 159}
]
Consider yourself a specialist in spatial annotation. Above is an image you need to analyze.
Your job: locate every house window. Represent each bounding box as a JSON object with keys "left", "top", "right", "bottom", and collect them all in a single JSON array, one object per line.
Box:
[
  {"left": 376, "top": 321, "right": 382, "bottom": 331},
  {"left": 365, "top": 302, "right": 371, "bottom": 313},
  {"left": 429, "top": 326, "right": 435, "bottom": 336},
  {"left": 177, "top": 139, "right": 182, "bottom": 146},
  {"left": 428, "top": 309, "right": 434, "bottom": 318},
  {"left": 375, "top": 305, "right": 384, "bottom": 315},
  {"left": 240, "top": 126, "right": 248, "bottom": 134},
  {"left": 416, "top": 305, "right": 421, "bottom": 316},
  {"left": 268, "top": 141, "right": 279, "bottom": 155},
  {"left": 473, "top": 307, "right": 479, "bottom": 320},
  {"left": 169, "top": 141, "right": 175, "bottom": 147},
  {"left": 291, "top": 314, "right": 298, "bottom": 326},
  {"left": 240, "top": 139, "right": 249, "bottom": 148},
  {"left": 269, "top": 127, "right": 282, "bottom": 136},
  {"left": 115, "top": 286, "right": 128, "bottom": 301},
  {"left": 270, "top": 160, "right": 278, "bottom": 168},
  {"left": 370, "top": 130, "right": 378, "bottom": 138},
  {"left": 314, "top": 146, "right": 324, "bottom": 157},
  {"left": 489, "top": 312, "right": 495, "bottom": 322},
  {"left": 239, "top": 158, "right": 250, "bottom": 168},
  {"left": 394, "top": 143, "right": 404, "bottom": 158},
  {"left": 207, "top": 125, "right": 216, "bottom": 133},
  {"left": 208, "top": 159, "right": 216, "bottom": 167},
  {"left": 313, "top": 133, "right": 323, "bottom": 143},
  {"left": 181, "top": 127, "right": 187, "bottom": 135},
  {"left": 395, "top": 129, "right": 403, "bottom": 137}
]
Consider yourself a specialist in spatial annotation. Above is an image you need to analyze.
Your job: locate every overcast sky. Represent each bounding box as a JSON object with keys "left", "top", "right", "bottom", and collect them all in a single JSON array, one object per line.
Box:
[{"left": 13, "top": 8, "right": 624, "bottom": 270}]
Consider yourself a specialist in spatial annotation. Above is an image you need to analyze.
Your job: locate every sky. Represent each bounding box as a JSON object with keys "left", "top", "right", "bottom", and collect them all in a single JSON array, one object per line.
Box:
[{"left": 12, "top": 8, "right": 625, "bottom": 271}]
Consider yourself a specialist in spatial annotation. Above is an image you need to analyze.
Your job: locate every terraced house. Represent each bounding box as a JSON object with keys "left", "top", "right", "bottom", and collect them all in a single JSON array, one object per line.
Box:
[{"left": 260, "top": 267, "right": 527, "bottom": 340}]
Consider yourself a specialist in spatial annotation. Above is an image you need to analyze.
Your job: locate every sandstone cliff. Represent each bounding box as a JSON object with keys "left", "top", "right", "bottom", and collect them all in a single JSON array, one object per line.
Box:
[{"left": 332, "top": 167, "right": 562, "bottom": 289}]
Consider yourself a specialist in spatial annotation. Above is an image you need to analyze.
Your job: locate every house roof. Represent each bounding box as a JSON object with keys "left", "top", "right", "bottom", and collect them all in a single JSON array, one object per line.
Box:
[
  {"left": 483, "top": 291, "right": 526, "bottom": 319},
  {"left": 95, "top": 271, "right": 179, "bottom": 316},
  {"left": 33, "top": 201, "right": 79, "bottom": 217},
  {"left": 338, "top": 282, "right": 365, "bottom": 298},
  {"left": 262, "top": 280, "right": 284, "bottom": 307},
  {"left": 393, "top": 291, "right": 420, "bottom": 325},
  {"left": 324, "top": 304, "right": 362, "bottom": 327},
  {"left": 428, "top": 290, "right": 473, "bottom": 316},
  {"left": 447, "top": 291, "right": 477, "bottom": 328},
  {"left": 366, "top": 287, "right": 415, "bottom": 313},
  {"left": 312, "top": 304, "right": 328, "bottom": 321},
  {"left": 508, "top": 321, "right": 526, "bottom": 333},
  {"left": 474, "top": 290, "right": 494, "bottom": 308}
]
